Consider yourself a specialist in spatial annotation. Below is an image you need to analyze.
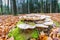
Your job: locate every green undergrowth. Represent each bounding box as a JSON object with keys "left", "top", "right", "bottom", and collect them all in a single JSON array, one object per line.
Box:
[{"left": 53, "top": 21, "right": 60, "bottom": 27}]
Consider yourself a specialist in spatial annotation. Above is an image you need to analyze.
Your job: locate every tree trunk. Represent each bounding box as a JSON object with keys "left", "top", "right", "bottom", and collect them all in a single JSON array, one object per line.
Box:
[
  {"left": 12, "top": 0, "right": 17, "bottom": 15},
  {"left": 41, "top": 0, "right": 43, "bottom": 13},
  {"left": 7, "top": 0, "right": 9, "bottom": 14},
  {"left": 0, "top": 0, "right": 3, "bottom": 15},
  {"left": 27, "top": 0, "right": 30, "bottom": 13}
]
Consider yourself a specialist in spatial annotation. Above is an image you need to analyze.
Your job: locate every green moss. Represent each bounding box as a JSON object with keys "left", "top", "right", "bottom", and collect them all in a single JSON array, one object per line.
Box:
[
  {"left": 15, "top": 34, "right": 25, "bottom": 40},
  {"left": 8, "top": 27, "right": 26, "bottom": 40},
  {"left": 31, "top": 30, "right": 39, "bottom": 38},
  {"left": 8, "top": 27, "right": 20, "bottom": 37},
  {"left": 54, "top": 21, "right": 60, "bottom": 27},
  {"left": 17, "top": 20, "right": 24, "bottom": 25}
]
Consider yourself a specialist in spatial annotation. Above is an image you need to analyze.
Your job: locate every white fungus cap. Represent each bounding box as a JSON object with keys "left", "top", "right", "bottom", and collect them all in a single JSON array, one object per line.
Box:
[
  {"left": 43, "top": 21, "right": 53, "bottom": 25},
  {"left": 17, "top": 24, "right": 36, "bottom": 29},
  {"left": 39, "top": 15, "right": 46, "bottom": 19},
  {"left": 36, "top": 24, "right": 48, "bottom": 28},
  {"left": 18, "top": 15, "right": 53, "bottom": 29}
]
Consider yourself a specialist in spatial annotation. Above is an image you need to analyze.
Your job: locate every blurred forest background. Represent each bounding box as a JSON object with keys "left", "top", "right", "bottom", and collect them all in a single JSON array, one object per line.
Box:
[{"left": 0, "top": 0, "right": 60, "bottom": 15}]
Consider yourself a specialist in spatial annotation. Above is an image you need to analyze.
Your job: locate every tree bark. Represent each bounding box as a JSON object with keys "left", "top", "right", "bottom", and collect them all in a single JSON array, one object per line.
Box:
[
  {"left": 0, "top": 0, "right": 3, "bottom": 15},
  {"left": 12, "top": 0, "right": 17, "bottom": 15},
  {"left": 27, "top": 0, "right": 30, "bottom": 13},
  {"left": 7, "top": 0, "right": 9, "bottom": 14}
]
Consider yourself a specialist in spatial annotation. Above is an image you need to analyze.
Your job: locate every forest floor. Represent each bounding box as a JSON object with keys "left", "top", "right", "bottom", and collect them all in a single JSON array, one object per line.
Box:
[{"left": 46, "top": 13, "right": 60, "bottom": 23}]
